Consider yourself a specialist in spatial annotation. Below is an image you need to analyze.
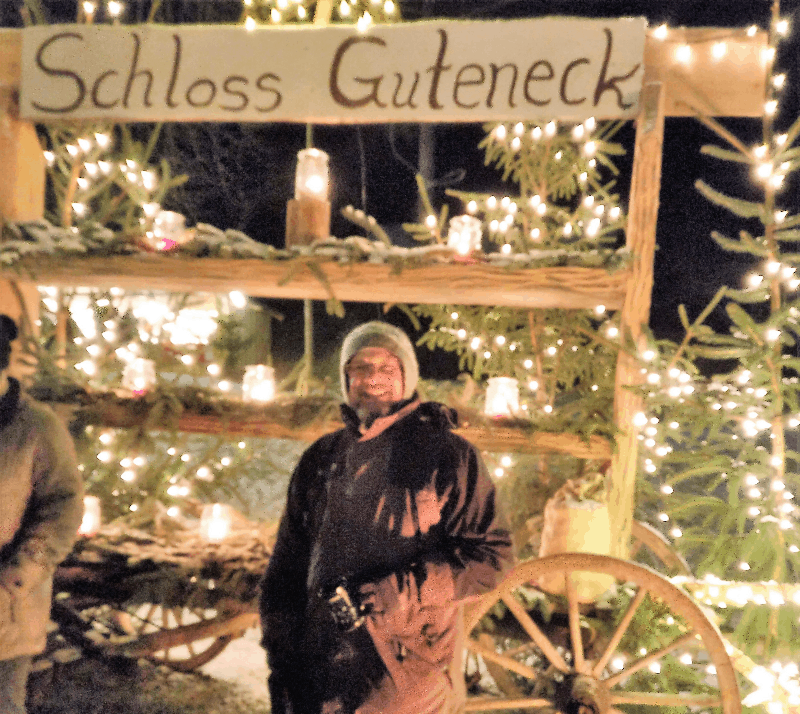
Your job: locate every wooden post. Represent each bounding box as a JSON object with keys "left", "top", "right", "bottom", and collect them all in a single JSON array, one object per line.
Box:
[
  {"left": 0, "top": 30, "right": 44, "bottom": 382},
  {"left": 607, "top": 82, "right": 665, "bottom": 559}
]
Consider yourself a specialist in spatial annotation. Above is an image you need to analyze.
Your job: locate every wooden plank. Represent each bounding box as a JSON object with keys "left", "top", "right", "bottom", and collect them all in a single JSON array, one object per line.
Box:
[
  {"left": 2, "top": 256, "right": 630, "bottom": 310},
  {"left": 0, "top": 29, "right": 21, "bottom": 90},
  {"left": 1, "top": 26, "right": 768, "bottom": 120},
  {"left": 608, "top": 82, "right": 665, "bottom": 559},
  {"left": 0, "top": 33, "right": 43, "bottom": 384},
  {"left": 69, "top": 395, "right": 612, "bottom": 458},
  {"left": 643, "top": 26, "right": 767, "bottom": 117}
]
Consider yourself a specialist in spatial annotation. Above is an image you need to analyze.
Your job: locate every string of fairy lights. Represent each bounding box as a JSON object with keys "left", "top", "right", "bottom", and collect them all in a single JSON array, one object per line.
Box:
[
  {"left": 241, "top": 0, "right": 397, "bottom": 28},
  {"left": 628, "top": 11, "right": 800, "bottom": 709}
]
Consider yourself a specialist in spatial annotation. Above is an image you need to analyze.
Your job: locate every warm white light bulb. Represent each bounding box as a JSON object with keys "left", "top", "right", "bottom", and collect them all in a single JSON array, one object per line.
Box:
[
  {"left": 653, "top": 23, "right": 668, "bottom": 40},
  {"left": 675, "top": 45, "right": 691, "bottom": 63},
  {"left": 711, "top": 42, "right": 727, "bottom": 59}
]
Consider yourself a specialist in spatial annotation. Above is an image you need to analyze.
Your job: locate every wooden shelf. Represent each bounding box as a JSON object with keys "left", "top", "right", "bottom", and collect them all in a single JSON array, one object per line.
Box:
[
  {"left": 62, "top": 394, "right": 611, "bottom": 459},
  {"left": 3, "top": 255, "right": 630, "bottom": 310}
]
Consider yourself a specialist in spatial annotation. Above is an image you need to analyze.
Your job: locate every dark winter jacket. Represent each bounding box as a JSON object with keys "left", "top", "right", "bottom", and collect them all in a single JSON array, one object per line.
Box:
[
  {"left": 0, "top": 379, "right": 84, "bottom": 659},
  {"left": 260, "top": 398, "right": 513, "bottom": 714}
]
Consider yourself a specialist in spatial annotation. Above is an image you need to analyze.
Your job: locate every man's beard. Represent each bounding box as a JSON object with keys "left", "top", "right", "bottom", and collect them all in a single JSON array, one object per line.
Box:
[{"left": 354, "top": 397, "right": 394, "bottom": 427}]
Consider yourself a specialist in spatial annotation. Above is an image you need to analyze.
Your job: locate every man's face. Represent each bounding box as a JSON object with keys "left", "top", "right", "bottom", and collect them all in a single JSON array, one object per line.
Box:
[{"left": 346, "top": 347, "right": 404, "bottom": 418}]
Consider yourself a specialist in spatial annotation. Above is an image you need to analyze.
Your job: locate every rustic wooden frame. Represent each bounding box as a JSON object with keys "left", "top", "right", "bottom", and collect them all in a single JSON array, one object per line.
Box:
[{"left": 0, "top": 22, "right": 768, "bottom": 558}]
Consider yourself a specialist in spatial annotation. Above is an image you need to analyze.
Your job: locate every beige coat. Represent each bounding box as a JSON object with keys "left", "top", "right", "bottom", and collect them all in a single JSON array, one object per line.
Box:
[{"left": 0, "top": 391, "right": 83, "bottom": 659}]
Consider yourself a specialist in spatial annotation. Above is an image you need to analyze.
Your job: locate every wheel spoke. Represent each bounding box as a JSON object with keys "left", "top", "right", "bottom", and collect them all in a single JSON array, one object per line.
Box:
[
  {"left": 500, "top": 593, "right": 570, "bottom": 673},
  {"left": 604, "top": 631, "right": 696, "bottom": 687},
  {"left": 465, "top": 637, "right": 541, "bottom": 680},
  {"left": 564, "top": 572, "right": 586, "bottom": 674},
  {"left": 464, "top": 696, "right": 552, "bottom": 711},
  {"left": 610, "top": 691, "right": 724, "bottom": 707},
  {"left": 137, "top": 604, "right": 158, "bottom": 633},
  {"left": 592, "top": 585, "right": 648, "bottom": 677}
]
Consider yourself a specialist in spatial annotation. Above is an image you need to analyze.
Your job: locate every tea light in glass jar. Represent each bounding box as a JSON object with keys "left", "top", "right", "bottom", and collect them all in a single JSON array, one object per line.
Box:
[
  {"left": 152, "top": 210, "right": 186, "bottom": 251},
  {"left": 79, "top": 495, "right": 102, "bottom": 537},
  {"left": 242, "top": 364, "right": 276, "bottom": 402},
  {"left": 122, "top": 358, "right": 156, "bottom": 395},
  {"left": 200, "top": 503, "right": 234, "bottom": 542},
  {"left": 484, "top": 377, "right": 520, "bottom": 417},
  {"left": 447, "top": 215, "right": 483, "bottom": 255},
  {"left": 295, "top": 148, "right": 330, "bottom": 201}
]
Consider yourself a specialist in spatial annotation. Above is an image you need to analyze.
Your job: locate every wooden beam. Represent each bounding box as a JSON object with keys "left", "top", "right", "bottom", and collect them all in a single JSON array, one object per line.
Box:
[
  {"left": 0, "top": 27, "right": 767, "bottom": 120},
  {"left": 2, "top": 255, "right": 630, "bottom": 310},
  {"left": 608, "top": 82, "right": 665, "bottom": 560},
  {"left": 0, "top": 30, "right": 43, "bottom": 385},
  {"left": 68, "top": 393, "right": 612, "bottom": 459},
  {"left": 643, "top": 26, "right": 767, "bottom": 118}
]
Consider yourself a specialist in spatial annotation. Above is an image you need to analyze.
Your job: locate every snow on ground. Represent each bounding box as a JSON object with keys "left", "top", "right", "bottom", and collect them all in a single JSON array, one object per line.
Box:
[{"left": 199, "top": 625, "right": 270, "bottom": 703}]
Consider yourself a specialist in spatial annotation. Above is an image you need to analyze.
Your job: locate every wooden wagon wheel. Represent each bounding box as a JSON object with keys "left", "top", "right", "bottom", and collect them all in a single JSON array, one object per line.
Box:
[
  {"left": 118, "top": 605, "right": 237, "bottom": 671},
  {"left": 81, "top": 602, "right": 258, "bottom": 672},
  {"left": 630, "top": 520, "right": 692, "bottom": 576},
  {"left": 462, "top": 553, "right": 740, "bottom": 714}
]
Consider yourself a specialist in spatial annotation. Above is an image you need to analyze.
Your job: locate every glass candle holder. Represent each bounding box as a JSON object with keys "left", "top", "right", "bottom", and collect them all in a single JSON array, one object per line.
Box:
[
  {"left": 447, "top": 214, "right": 483, "bottom": 255},
  {"left": 122, "top": 358, "right": 156, "bottom": 395},
  {"left": 242, "top": 364, "right": 276, "bottom": 402},
  {"left": 484, "top": 376, "right": 520, "bottom": 417},
  {"left": 199, "top": 503, "right": 234, "bottom": 543},
  {"left": 78, "top": 495, "right": 102, "bottom": 537},
  {"left": 294, "top": 148, "right": 329, "bottom": 200},
  {"left": 152, "top": 210, "right": 186, "bottom": 250}
]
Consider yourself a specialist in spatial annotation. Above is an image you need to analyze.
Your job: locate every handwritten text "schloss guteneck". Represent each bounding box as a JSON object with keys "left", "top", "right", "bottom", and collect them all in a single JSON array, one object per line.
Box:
[{"left": 22, "top": 19, "right": 645, "bottom": 122}]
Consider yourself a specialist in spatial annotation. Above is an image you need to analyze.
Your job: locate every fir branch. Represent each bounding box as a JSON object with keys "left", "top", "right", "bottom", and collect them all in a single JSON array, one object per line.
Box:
[
  {"left": 695, "top": 180, "right": 764, "bottom": 220},
  {"left": 685, "top": 106, "right": 753, "bottom": 157},
  {"left": 699, "top": 144, "right": 752, "bottom": 164},
  {"left": 667, "top": 286, "right": 727, "bottom": 370},
  {"left": 710, "top": 230, "right": 767, "bottom": 255}
]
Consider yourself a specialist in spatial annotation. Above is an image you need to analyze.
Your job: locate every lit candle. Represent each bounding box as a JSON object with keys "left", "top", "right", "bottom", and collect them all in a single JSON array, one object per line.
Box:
[
  {"left": 295, "top": 148, "right": 329, "bottom": 201},
  {"left": 199, "top": 503, "right": 233, "bottom": 542},
  {"left": 484, "top": 377, "right": 520, "bottom": 417},
  {"left": 447, "top": 214, "right": 483, "bottom": 256},
  {"left": 152, "top": 210, "right": 187, "bottom": 251},
  {"left": 242, "top": 365, "right": 276, "bottom": 402},
  {"left": 78, "top": 495, "right": 102, "bottom": 537},
  {"left": 122, "top": 358, "right": 156, "bottom": 395}
]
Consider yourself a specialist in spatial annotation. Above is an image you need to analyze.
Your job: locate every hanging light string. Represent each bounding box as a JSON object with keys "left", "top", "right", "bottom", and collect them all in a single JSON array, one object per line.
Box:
[{"left": 242, "top": 0, "right": 396, "bottom": 29}]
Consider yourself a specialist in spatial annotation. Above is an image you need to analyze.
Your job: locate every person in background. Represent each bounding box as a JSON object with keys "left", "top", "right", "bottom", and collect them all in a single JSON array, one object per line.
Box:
[
  {"left": 0, "top": 314, "right": 84, "bottom": 714},
  {"left": 260, "top": 321, "right": 514, "bottom": 714}
]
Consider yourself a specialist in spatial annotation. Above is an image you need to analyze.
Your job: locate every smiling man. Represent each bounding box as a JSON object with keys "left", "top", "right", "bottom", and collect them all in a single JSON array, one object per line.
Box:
[{"left": 260, "top": 321, "right": 513, "bottom": 714}]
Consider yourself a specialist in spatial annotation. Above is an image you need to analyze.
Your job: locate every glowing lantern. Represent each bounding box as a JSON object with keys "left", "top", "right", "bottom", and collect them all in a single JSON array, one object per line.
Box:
[
  {"left": 295, "top": 148, "right": 329, "bottom": 201},
  {"left": 79, "top": 496, "right": 102, "bottom": 537},
  {"left": 152, "top": 210, "right": 187, "bottom": 251},
  {"left": 200, "top": 503, "right": 234, "bottom": 542},
  {"left": 242, "top": 365, "right": 276, "bottom": 402},
  {"left": 484, "top": 377, "right": 520, "bottom": 417},
  {"left": 286, "top": 148, "right": 331, "bottom": 247},
  {"left": 447, "top": 215, "right": 483, "bottom": 256},
  {"left": 122, "top": 358, "right": 156, "bottom": 395}
]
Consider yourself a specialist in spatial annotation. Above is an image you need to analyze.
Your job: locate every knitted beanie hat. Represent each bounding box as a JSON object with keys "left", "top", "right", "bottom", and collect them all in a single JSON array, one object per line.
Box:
[
  {"left": 340, "top": 321, "right": 419, "bottom": 403},
  {"left": 0, "top": 314, "right": 19, "bottom": 372}
]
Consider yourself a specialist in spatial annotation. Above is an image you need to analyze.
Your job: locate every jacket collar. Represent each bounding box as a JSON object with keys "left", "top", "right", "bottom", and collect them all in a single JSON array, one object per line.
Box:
[{"left": 339, "top": 395, "right": 459, "bottom": 442}]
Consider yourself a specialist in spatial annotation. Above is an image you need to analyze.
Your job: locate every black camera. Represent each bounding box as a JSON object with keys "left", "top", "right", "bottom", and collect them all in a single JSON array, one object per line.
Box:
[{"left": 324, "top": 580, "right": 369, "bottom": 632}]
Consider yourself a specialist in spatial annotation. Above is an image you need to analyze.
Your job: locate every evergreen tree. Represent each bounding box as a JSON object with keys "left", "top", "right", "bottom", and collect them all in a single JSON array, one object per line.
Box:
[{"left": 633, "top": 3, "right": 800, "bottom": 702}]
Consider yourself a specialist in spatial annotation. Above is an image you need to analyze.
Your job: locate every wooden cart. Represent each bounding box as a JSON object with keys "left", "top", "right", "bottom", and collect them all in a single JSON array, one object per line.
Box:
[{"left": 49, "top": 522, "right": 271, "bottom": 672}]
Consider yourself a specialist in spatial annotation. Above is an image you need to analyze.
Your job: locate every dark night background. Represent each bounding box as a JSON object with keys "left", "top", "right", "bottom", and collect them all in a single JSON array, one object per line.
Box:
[{"left": 3, "top": 0, "right": 800, "bottom": 379}]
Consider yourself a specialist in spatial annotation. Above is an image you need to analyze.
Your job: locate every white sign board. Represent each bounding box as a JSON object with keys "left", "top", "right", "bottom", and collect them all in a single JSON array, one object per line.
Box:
[{"left": 21, "top": 17, "right": 646, "bottom": 124}]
